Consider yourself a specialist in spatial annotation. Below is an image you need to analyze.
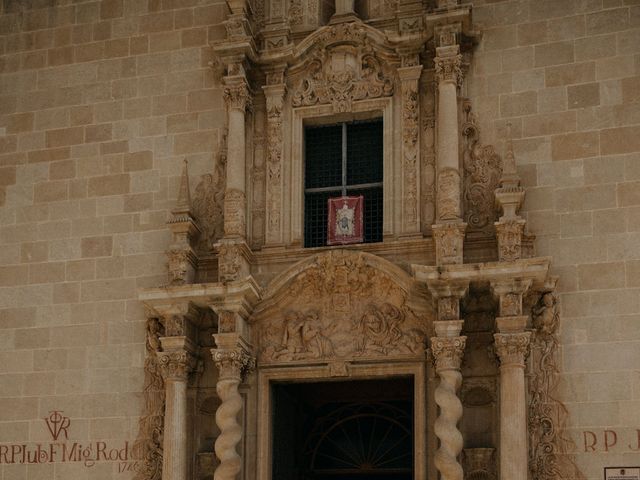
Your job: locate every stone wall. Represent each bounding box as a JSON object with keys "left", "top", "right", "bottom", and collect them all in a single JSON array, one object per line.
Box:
[
  {"left": 467, "top": 0, "right": 640, "bottom": 476},
  {"left": 0, "top": 0, "right": 639, "bottom": 479},
  {"left": 0, "top": 0, "right": 227, "bottom": 478}
]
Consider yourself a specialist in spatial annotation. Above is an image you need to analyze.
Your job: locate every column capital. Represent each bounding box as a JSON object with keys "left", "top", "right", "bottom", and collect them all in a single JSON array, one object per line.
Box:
[
  {"left": 494, "top": 332, "right": 531, "bottom": 367},
  {"left": 434, "top": 50, "right": 463, "bottom": 86},
  {"left": 158, "top": 346, "right": 197, "bottom": 381},
  {"left": 430, "top": 336, "right": 466, "bottom": 371},
  {"left": 223, "top": 80, "right": 252, "bottom": 111},
  {"left": 212, "top": 344, "right": 255, "bottom": 381}
]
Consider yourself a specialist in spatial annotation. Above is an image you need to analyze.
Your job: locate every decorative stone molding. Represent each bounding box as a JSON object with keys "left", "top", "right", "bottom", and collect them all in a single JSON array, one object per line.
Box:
[
  {"left": 529, "top": 293, "right": 585, "bottom": 480},
  {"left": 223, "top": 83, "right": 252, "bottom": 112},
  {"left": 494, "top": 332, "right": 531, "bottom": 367},
  {"left": 211, "top": 342, "right": 255, "bottom": 480},
  {"left": 223, "top": 188, "right": 246, "bottom": 238},
  {"left": 421, "top": 79, "right": 436, "bottom": 233},
  {"left": 158, "top": 349, "right": 197, "bottom": 381},
  {"left": 432, "top": 222, "right": 467, "bottom": 265},
  {"left": 263, "top": 82, "right": 286, "bottom": 245},
  {"left": 132, "top": 318, "right": 165, "bottom": 480},
  {"left": 463, "top": 448, "right": 496, "bottom": 480},
  {"left": 399, "top": 64, "right": 422, "bottom": 233}
]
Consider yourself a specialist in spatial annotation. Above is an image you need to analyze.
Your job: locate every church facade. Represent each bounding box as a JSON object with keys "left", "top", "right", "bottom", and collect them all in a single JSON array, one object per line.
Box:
[{"left": 0, "top": 1, "right": 638, "bottom": 480}]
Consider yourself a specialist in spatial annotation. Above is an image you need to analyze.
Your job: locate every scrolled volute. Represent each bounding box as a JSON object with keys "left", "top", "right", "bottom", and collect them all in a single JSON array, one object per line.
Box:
[{"left": 430, "top": 336, "right": 466, "bottom": 371}]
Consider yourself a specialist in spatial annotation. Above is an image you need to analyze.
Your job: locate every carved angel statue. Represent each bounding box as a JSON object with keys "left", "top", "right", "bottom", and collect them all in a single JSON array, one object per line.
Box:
[{"left": 532, "top": 293, "right": 559, "bottom": 335}]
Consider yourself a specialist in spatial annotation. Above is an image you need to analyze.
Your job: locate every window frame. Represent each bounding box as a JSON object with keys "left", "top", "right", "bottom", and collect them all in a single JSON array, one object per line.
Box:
[{"left": 289, "top": 98, "right": 395, "bottom": 247}]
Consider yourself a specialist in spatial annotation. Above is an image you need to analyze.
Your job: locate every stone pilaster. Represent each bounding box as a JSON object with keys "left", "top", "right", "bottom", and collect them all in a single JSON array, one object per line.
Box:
[
  {"left": 433, "top": 24, "right": 466, "bottom": 265},
  {"left": 158, "top": 336, "right": 197, "bottom": 480},
  {"left": 492, "top": 279, "right": 533, "bottom": 480},
  {"left": 398, "top": 58, "right": 423, "bottom": 236},
  {"left": 211, "top": 335, "right": 255, "bottom": 480},
  {"left": 263, "top": 69, "right": 286, "bottom": 247}
]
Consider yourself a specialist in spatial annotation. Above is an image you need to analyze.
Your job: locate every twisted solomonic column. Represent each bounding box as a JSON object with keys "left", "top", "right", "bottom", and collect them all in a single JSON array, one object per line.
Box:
[
  {"left": 212, "top": 347, "right": 255, "bottom": 480},
  {"left": 431, "top": 335, "right": 467, "bottom": 480}
]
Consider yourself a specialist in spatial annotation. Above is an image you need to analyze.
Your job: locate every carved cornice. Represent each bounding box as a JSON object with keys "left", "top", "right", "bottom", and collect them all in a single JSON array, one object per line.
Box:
[
  {"left": 430, "top": 336, "right": 466, "bottom": 371},
  {"left": 494, "top": 332, "right": 531, "bottom": 367}
]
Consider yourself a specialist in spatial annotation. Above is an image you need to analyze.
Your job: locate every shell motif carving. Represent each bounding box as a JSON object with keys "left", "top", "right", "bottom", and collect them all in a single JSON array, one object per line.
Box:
[{"left": 257, "top": 251, "right": 428, "bottom": 363}]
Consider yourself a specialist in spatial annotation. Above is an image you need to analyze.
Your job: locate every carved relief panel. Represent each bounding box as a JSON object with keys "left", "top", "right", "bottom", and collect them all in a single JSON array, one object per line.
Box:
[{"left": 253, "top": 251, "right": 431, "bottom": 364}]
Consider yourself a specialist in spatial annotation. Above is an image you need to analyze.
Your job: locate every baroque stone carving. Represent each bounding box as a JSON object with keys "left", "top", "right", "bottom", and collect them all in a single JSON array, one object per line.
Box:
[
  {"left": 217, "top": 243, "right": 242, "bottom": 283},
  {"left": 291, "top": 34, "right": 394, "bottom": 112},
  {"left": 257, "top": 251, "right": 427, "bottom": 362},
  {"left": 494, "top": 332, "right": 531, "bottom": 366},
  {"left": 438, "top": 168, "right": 461, "bottom": 221},
  {"left": 211, "top": 346, "right": 255, "bottom": 480},
  {"left": 289, "top": 0, "right": 303, "bottom": 25},
  {"left": 223, "top": 188, "right": 246, "bottom": 237},
  {"left": 192, "top": 141, "right": 226, "bottom": 251},
  {"left": 264, "top": 85, "right": 285, "bottom": 244},
  {"left": 496, "top": 219, "right": 525, "bottom": 262},
  {"left": 132, "top": 318, "right": 165, "bottom": 480},
  {"left": 434, "top": 50, "right": 463, "bottom": 86},
  {"left": 158, "top": 350, "right": 197, "bottom": 381},
  {"left": 462, "top": 103, "right": 502, "bottom": 235},
  {"left": 167, "top": 249, "right": 195, "bottom": 285},
  {"left": 460, "top": 377, "right": 496, "bottom": 407},
  {"left": 421, "top": 81, "right": 436, "bottom": 232},
  {"left": 529, "top": 293, "right": 585, "bottom": 480},
  {"left": 433, "top": 222, "right": 466, "bottom": 265},
  {"left": 401, "top": 73, "right": 420, "bottom": 230},
  {"left": 431, "top": 335, "right": 466, "bottom": 480},
  {"left": 223, "top": 83, "right": 252, "bottom": 111}
]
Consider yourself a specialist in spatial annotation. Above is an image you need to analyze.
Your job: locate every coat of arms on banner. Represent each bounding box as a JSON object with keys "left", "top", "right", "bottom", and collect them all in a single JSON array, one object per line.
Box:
[{"left": 327, "top": 195, "right": 364, "bottom": 245}]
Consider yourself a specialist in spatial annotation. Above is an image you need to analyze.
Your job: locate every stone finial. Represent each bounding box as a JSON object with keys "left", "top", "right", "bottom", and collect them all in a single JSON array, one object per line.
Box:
[
  {"left": 172, "top": 159, "right": 192, "bottom": 221},
  {"left": 495, "top": 124, "right": 525, "bottom": 221}
]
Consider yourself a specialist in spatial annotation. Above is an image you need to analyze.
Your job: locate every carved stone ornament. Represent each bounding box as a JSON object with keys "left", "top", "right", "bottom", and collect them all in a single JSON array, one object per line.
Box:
[
  {"left": 212, "top": 347, "right": 255, "bottom": 380},
  {"left": 494, "top": 332, "right": 531, "bottom": 367},
  {"left": 499, "top": 292, "right": 522, "bottom": 317},
  {"left": 529, "top": 293, "right": 585, "bottom": 480},
  {"left": 434, "top": 51, "right": 463, "bottom": 86},
  {"left": 223, "top": 83, "right": 252, "bottom": 111},
  {"left": 463, "top": 448, "right": 496, "bottom": 480},
  {"left": 223, "top": 188, "right": 246, "bottom": 237},
  {"left": 289, "top": 0, "right": 303, "bottom": 25},
  {"left": 438, "top": 296, "right": 460, "bottom": 321},
  {"left": 217, "top": 243, "right": 242, "bottom": 283},
  {"left": 430, "top": 336, "right": 466, "bottom": 371},
  {"left": 432, "top": 222, "right": 466, "bottom": 265},
  {"left": 217, "top": 310, "right": 237, "bottom": 333},
  {"left": 158, "top": 350, "right": 197, "bottom": 381},
  {"left": 401, "top": 77, "right": 420, "bottom": 229},
  {"left": 291, "top": 25, "right": 394, "bottom": 113},
  {"left": 166, "top": 249, "right": 195, "bottom": 285},
  {"left": 192, "top": 143, "right": 226, "bottom": 251},
  {"left": 496, "top": 219, "right": 525, "bottom": 262},
  {"left": 257, "top": 251, "right": 428, "bottom": 363},
  {"left": 438, "top": 168, "right": 462, "bottom": 221},
  {"left": 462, "top": 103, "right": 502, "bottom": 235},
  {"left": 265, "top": 87, "right": 285, "bottom": 243},
  {"left": 164, "top": 314, "right": 185, "bottom": 337},
  {"left": 460, "top": 377, "right": 497, "bottom": 407},
  {"left": 132, "top": 318, "right": 165, "bottom": 480}
]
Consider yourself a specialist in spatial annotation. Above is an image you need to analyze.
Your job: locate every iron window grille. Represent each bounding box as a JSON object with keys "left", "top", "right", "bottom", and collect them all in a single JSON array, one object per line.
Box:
[{"left": 304, "top": 119, "right": 384, "bottom": 248}]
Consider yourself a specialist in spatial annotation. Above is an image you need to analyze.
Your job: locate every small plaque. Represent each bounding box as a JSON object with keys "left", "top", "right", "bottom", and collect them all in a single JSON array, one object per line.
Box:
[
  {"left": 605, "top": 467, "right": 640, "bottom": 480},
  {"left": 327, "top": 195, "right": 364, "bottom": 245}
]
